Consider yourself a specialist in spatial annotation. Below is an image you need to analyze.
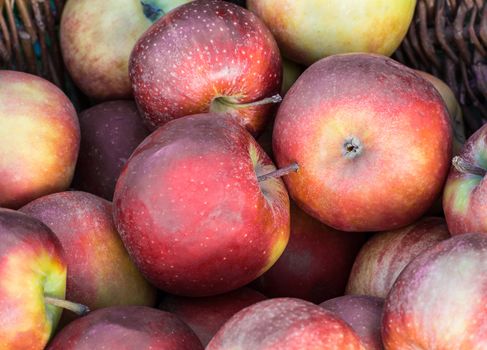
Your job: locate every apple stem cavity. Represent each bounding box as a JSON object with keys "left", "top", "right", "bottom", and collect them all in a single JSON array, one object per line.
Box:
[
  {"left": 258, "top": 163, "right": 299, "bottom": 182},
  {"left": 452, "top": 156, "right": 487, "bottom": 177},
  {"left": 44, "top": 296, "right": 90, "bottom": 316},
  {"left": 141, "top": 1, "right": 164, "bottom": 22}
]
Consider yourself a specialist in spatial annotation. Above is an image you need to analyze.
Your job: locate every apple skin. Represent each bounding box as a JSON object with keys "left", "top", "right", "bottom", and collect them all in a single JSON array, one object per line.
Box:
[
  {"left": 47, "top": 306, "right": 203, "bottom": 349},
  {"left": 382, "top": 233, "right": 487, "bottom": 349},
  {"left": 207, "top": 298, "right": 366, "bottom": 349},
  {"left": 113, "top": 113, "right": 290, "bottom": 296},
  {"left": 159, "top": 287, "right": 266, "bottom": 346},
  {"left": 72, "top": 100, "right": 149, "bottom": 200},
  {"left": 346, "top": 217, "right": 450, "bottom": 298},
  {"left": 416, "top": 71, "right": 466, "bottom": 156},
  {"left": 20, "top": 191, "right": 157, "bottom": 324},
  {"left": 273, "top": 54, "right": 452, "bottom": 232},
  {"left": 60, "top": 0, "right": 192, "bottom": 100},
  {"left": 443, "top": 124, "right": 487, "bottom": 235},
  {"left": 247, "top": 0, "right": 416, "bottom": 65},
  {"left": 0, "top": 208, "right": 66, "bottom": 349},
  {"left": 0, "top": 70, "right": 80, "bottom": 209},
  {"left": 320, "top": 296, "right": 384, "bottom": 350},
  {"left": 129, "top": 0, "right": 282, "bottom": 135},
  {"left": 254, "top": 202, "right": 368, "bottom": 303}
]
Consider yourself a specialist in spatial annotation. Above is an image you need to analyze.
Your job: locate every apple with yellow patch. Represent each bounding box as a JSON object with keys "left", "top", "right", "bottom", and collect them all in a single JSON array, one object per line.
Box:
[
  {"left": 0, "top": 71, "right": 80, "bottom": 209},
  {"left": 247, "top": 0, "right": 416, "bottom": 65},
  {"left": 113, "top": 113, "right": 290, "bottom": 296}
]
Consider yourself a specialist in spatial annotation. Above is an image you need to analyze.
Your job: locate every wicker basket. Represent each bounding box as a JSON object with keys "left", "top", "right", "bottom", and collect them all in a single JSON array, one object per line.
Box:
[{"left": 393, "top": 0, "right": 487, "bottom": 135}]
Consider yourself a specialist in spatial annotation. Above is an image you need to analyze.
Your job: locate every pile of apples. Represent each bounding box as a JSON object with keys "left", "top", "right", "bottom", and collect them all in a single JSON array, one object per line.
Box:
[{"left": 1, "top": 0, "right": 486, "bottom": 349}]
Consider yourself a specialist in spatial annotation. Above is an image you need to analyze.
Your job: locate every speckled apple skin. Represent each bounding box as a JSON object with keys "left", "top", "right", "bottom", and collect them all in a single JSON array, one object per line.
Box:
[
  {"left": 207, "top": 298, "right": 366, "bottom": 349},
  {"left": 443, "top": 124, "right": 487, "bottom": 235},
  {"left": 382, "top": 233, "right": 487, "bottom": 349},
  {"left": 0, "top": 209, "right": 66, "bottom": 350},
  {"left": 73, "top": 100, "right": 149, "bottom": 200},
  {"left": 321, "top": 295, "right": 384, "bottom": 350},
  {"left": 273, "top": 54, "right": 452, "bottom": 232},
  {"left": 113, "top": 113, "right": 290, "bottom": 296},
  {"left": 0, "top": 71, "right": 80, "bottom": 209},
  {"left": 247, "top": 0, "right": 415, "bottom": 66},
  {"left": 346, "top": 217, "right": 450, "bottom": 298},
  {"left": 129, "top": 0, "right": 282, "bottom": 135},
  {"left": 254, "top": 202, "right": 368, "bottom": 303},
  {"left": 47, "top": 306, "right": 203, "bottom": 350},
  {"left": 159, "top": 287, "right": 266, "bottom": 346},
  {"left": 20, "top": 191, "right": 156, "bottom": 323}
]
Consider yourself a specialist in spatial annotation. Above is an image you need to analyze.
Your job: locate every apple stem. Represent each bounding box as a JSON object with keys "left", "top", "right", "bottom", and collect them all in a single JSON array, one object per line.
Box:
[
  {"left": 44, "top": 296, "right": 90, "bottom": 316},
  {"left": 452, "top": 156, "right": 487, "bottom": 177},
  {"left": 219, "top": 94, "right": 282, "bottom": 109},
  {"left": 258, "top": 163, "right": 299, "bottom": 182}
]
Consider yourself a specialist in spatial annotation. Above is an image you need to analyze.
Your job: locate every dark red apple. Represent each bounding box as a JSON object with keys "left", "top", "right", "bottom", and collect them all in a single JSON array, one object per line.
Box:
[
  {"left": 207, "top": 298, "right": 367, "bottom": 349},
  {"left": 273, "top": 53, "right": 452, "bottom": 232},
  {"left": 129, "top": 0, "right": 282, "bottom": 135},
  {"left": 443, "top": 123, "right": 487, "bottom": 235},
  {"left": 113, "top": 113, "right": 290, "bottom": 296},
  {"left": 382, "top": 233, "right": 487, "bottom": 349},
  {"left": 346, "top": 217, "right": 450, "bottom": 298},
  {"left": 321, "top": 295, "right": 384, "bottom": 350},
  {"left": 20, "top": 191, "right": 157, "bottom": 324},
  {"left": 47, "top": 306, "right": 203, "bottom": 349},
  {"left": 254, "top": 202, "right": 368, "bottom": 303},
  {"left": 159, "top": 287, "right": 266, "bottom": 346},
  {"left": 73, "top": 100, "right": 149, "bottom": 200}
]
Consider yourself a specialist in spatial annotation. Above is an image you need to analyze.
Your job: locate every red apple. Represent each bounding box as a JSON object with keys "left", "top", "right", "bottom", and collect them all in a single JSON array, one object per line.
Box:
[
  {"left": 443, "top": 123, "right": 487, "bottom": 235},
  {"left": 247, "top": 0, "right": 415, "bottom": 65},
  {"left": 254, "top": 202, "right": 368, "bottom": 303},
  {"left": 60, "top": 0, "right": 192, "bottom": 100},
  {"left": 321, "top": 295, "right": 384, "bottom": 350},
  {"left": 273, "top": 54, "right": 452, "bottom": 232},
  {"left": 113, "top": 113, "right": 290, "bottom": 296},
  {"left": 47, "top": 306, "right": 203, "bottom": 349},
  {"left": 129, "top": 0, "right": 282, "bottom": 135},
  {"left": 0, "top": 209, "right": 68, "bottom": 348},
  {"left": 346, "top": 217, "right": 450, "bottom": 298},
  {"left": 0, "top": 70, "right": 80, "bottom": 209},
  {"left": 382, "top": 233, "right": 487, "bottom": 349},
  {"left": 73, "top": 100, "right": 149, "bottom": 200},
  {"left": 159, "top": 287, "right": 266, "bottom": 346},
  {"left": 20, "top": 191, "right": 157, "bottom": 324},
  {"left": 207, "top": 298, "right": 366, "bottom": 349}
]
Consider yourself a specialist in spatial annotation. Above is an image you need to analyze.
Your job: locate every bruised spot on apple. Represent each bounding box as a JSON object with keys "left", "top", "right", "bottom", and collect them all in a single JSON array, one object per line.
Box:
[
  {"left": 273, "top": 53, "right": 452, "bottom": 232},
  {"left": 443, "top": 123, "right": 487, "bottom": 235},
  {"left": 129, "top": 0, "right": 282, "bottom": 135},
  {"left": 113, "top": 113, "right": 290, "bottom": 296}
]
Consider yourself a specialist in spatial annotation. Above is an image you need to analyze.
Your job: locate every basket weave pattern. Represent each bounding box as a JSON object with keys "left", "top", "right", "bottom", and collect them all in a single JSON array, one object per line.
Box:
[
  {"left": 0, "top": 0, "right": 65, "bottom": 87},
  {"left": 394, "top": 0, "right": 487, "bottom": 133}
]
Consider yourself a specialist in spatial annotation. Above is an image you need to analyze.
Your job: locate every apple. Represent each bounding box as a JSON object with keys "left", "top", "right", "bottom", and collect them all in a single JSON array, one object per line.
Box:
[
  {"left": 207, "top": 298, "right": 366, "bottom": 349},
  {"left": 72, "top": 100, "right": 149, "bottom": 200},
  {"left": 0, "top": 209, "right": 87, "bottom": 349},
  {"left": 0, "top": 70, "right": 80, "bottom": 209},
  {"left": 113, "top": 113, "right": 291, "bottom": 296},
  {"left": 129, "top": 0, "right": 282, "bottom": 135},
  {"left": 159, "top": 287, "right": 266, "bottom": 346},
  {"left": 273, "top": 54, "right": 452, "bottom": 232},
  {"left": 416, "top": 71, "right": 466, "bottom": 156},
  {"left": 321, "top": 296, "right": 384, "bottom": 350},
  {"left": 254, "top": 202, "right": 368, "bottom": 303},
  {"left": 346, "top": 217, "right": 450, "bottom": 298},
  {"left": 47, "top": 306, "right": 203, "bottom": 349},
  {"left": 60, "top": 0, "right": 192, "bottom": 100},
  {"left": 443, "top": 123, "right": 487, "bottom": 235},
  {"left": 247, "top": 0, "right": 416, "bottom": 65},
  {"left": 382, "top": 233, "right": 487, "bottom": 349},
  {"left": 20, "top": 191, "right": 157, "bottom": 325}
]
